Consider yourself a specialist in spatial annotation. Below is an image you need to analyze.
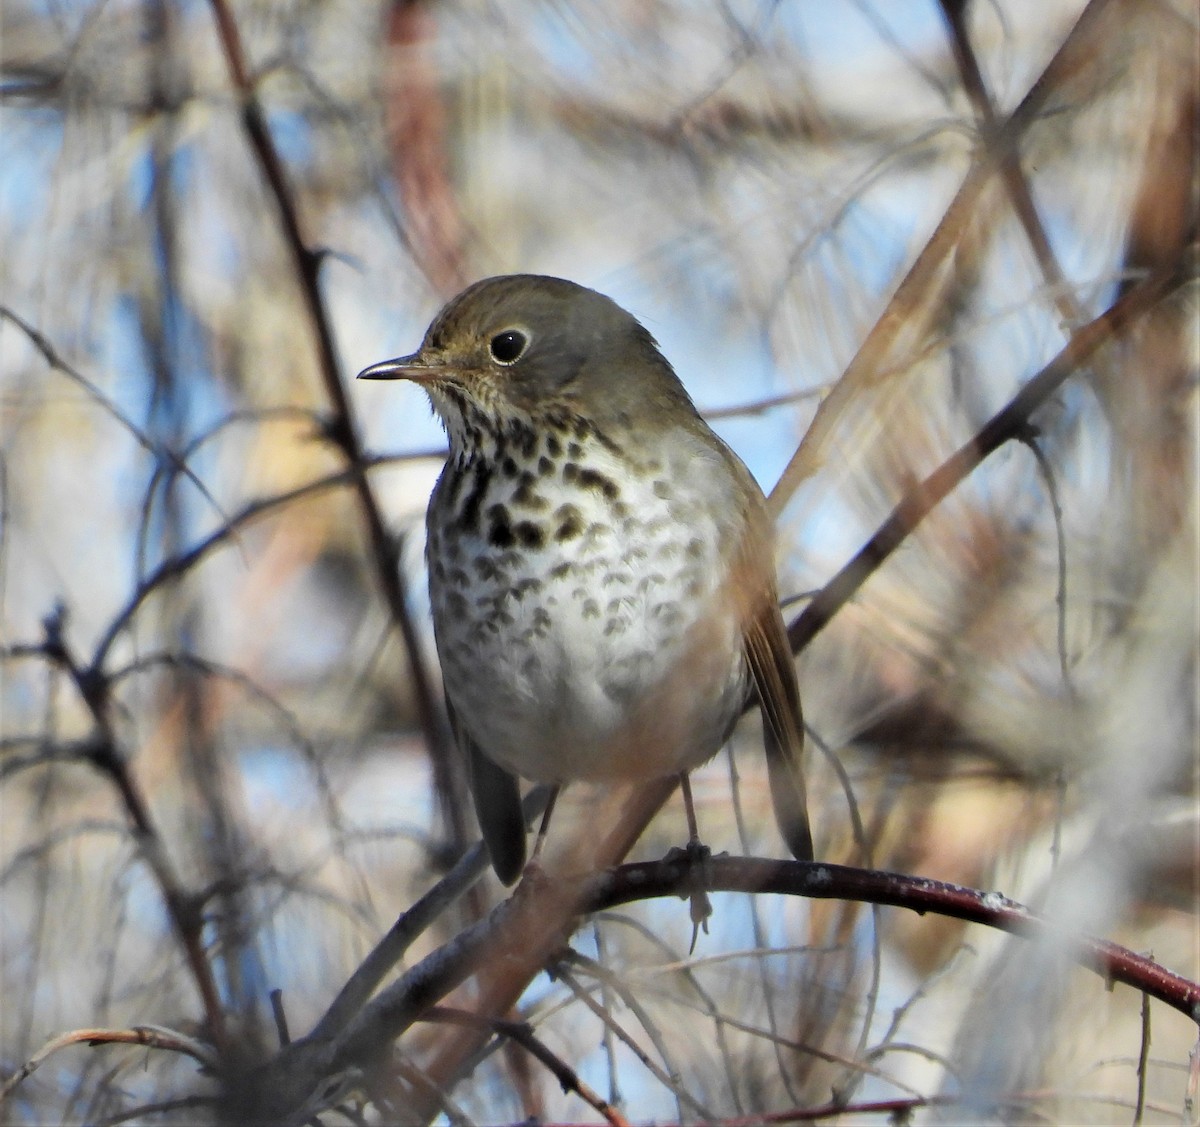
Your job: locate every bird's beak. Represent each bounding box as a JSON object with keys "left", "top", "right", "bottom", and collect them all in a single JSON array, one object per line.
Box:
[{"left": 356, "top": 352, "right": 442, "bottom": 382}]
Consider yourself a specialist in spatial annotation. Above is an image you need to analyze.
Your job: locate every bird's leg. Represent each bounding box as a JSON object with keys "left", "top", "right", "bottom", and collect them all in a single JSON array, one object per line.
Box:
[
  {"left": 526, "top": 784, "right": 560, "bottom": 873},
  {"left": 677, "top": 772, "right": 712, "bottom": 950},
  {"left": 679, "top": 772, "right": 702, "bottom": 846}
]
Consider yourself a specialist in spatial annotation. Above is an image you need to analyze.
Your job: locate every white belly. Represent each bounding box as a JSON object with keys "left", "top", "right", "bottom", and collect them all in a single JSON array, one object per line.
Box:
[{"left": 428, "top": 432, "right": 749, "bottom": 783}]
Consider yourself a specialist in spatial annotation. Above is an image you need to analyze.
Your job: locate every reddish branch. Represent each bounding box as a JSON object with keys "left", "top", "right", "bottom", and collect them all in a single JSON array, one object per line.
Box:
[
  {"left": 384, "top": 0, "right": 469, "bottom": 294},
  {"left": 594, "top": 857, "right": 1200, "bottom": 1019}
]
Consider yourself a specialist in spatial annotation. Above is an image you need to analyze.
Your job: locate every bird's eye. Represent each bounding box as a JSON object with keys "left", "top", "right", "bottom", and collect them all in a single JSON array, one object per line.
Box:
[{"left": 489, "top": 329, "right": 528, "bottom": 365}]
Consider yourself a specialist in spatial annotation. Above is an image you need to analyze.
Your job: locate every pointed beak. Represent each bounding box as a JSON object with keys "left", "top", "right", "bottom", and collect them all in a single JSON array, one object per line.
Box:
[{"left": 356, "top": 352, "right": 442, "bottom": 382}]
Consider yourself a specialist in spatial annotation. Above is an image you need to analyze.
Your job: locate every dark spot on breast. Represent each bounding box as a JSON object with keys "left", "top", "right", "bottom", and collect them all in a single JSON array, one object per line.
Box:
[
  {"left": 538, "top": 456, "right": 554, "bottom": 476},
  {"left": 457, "top": 461, "right": 491, "bottom": 532},
  {"left": 581, "top": 598, "right": 600, "bottom": 619},
  {"left": 568, "top": 442, "right": 583, "bottom": 459},
  {"left": 563, "top": 463, "right": 620, "bottom": 500},
  {"left": 514, "top": 474, "right": 548, "bottom": 511},
  {"left": 473, "top": 557, "right": 505, "bottom": 581},
  {"left": 489, "top": 518, "right": 515, "bottom": 548},
  {"left": 514, "top": 521, "right": 546, "bottom": 549},
  {"left": 652, "top": 480, "right": 671, "bottom": 499},
  {"left": 502, "top": 456, "right": 519, "bottom": 477},
  {"left": 441, "top": 462, "right": 467, "bottom": 509},
  {"left": 546, "top": 433, "right": 562, "bottom": 458},
  {"left": 554, "top": 504, "right": 583, "bottom": 542},
  {"left": 549, "top": 561, "right": 572, "bottom": 579},
  {"left": 686, "top": 537, "right": 705, "bottom": 559}
]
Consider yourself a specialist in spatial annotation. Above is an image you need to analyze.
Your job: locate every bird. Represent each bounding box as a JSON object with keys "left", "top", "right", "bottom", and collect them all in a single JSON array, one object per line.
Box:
[{"left": 358, "top": 274, "right": 812, "bottom": 885}]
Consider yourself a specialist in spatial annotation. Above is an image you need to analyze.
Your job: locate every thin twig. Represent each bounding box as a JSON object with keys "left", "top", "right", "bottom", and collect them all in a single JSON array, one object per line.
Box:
[
  {"left": 1, "top": 1026, "right": 218, "bottom": 1109},
  {"left": 553, "top": 960, "right": 712, "bottom": 1122},
  {"left": 1134, "top": 989, "right": 1151, "bottom": 1125},
  {"left": 938, "top": 0, "right": 1086, "bottom": 330},
  {"left": 422, "top": 1006, "right": 631, "bottom": 1127},
  {"left": 37, "top": 613, "right": 229, "bottom": 1054}
]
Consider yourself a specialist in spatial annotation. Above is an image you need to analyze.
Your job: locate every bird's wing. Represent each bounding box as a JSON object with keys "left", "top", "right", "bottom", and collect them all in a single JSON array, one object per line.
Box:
[
  {"left": 743, "top": 599, "right": 814, "bottom": 862},
  {"left": 446, "top": 695, "right": 527, "bottom": 884}
]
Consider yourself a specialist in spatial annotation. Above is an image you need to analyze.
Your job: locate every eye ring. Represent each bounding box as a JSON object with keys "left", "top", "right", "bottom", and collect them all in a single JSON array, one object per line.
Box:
[{"left": 489, "top": 328, "right": 529, "bottom": 365}]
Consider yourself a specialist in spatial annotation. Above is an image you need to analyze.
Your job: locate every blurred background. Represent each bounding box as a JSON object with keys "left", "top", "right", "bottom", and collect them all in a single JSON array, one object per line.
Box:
[{"left": 1, "top": 0, "right": 1196, "bottom": 1123}]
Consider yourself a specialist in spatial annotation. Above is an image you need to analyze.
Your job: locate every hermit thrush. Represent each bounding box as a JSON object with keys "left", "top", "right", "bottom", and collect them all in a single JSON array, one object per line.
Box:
[{"left": 359, "top": 275, "right": 812, "bottom": 884}]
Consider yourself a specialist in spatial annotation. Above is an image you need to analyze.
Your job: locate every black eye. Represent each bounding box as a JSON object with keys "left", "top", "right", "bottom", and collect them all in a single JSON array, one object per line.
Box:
[{"left": 489, "top": 329, "right": 528, "bottom": 365}]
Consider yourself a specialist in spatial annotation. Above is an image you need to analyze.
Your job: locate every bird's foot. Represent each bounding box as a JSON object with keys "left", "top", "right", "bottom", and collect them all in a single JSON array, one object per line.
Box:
[{"left": 663, "top": 838, "right": 713, "bottom": 953}]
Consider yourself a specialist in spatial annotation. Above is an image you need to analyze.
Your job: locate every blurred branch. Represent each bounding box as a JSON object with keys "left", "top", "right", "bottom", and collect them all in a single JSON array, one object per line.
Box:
[
  {"left": 35, "top": 607, "right": 230, "bottom": 1054},
  {"left": 422, "top": 1006, "right": 631, "bottom": 1127},
  {"left": 1134, "top": 990, "right": 1151, "bottom": 1125},
  {"left": 787, "top": 250, "right": 1193, "bottom": 655},
  {"left": 93, "top": 465, "right": 366, "bottom": 670},
  {"left": 0, "top": 1025, "right": 218, "bottom": 1109},
  {"left": 0, "top": 306, "right": 232, "bottom": 534},
  {"left": 383, "top": 0, "right": 469, "bottom": 293},
  {"left": 938, "top": 0, "right": 1084, "bottom": 328},
  {"left": 554, "top": 958, "right": 711, "bottom": 1121},
  {"left": 309, "top": 786, "right": 550, "bottom": 1043},
  {"left": 204, "top": 0, "right": 463, "bottom": 845},
  {"left": 768, "top": 0, "right": 1118, "bottom": 516}
]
